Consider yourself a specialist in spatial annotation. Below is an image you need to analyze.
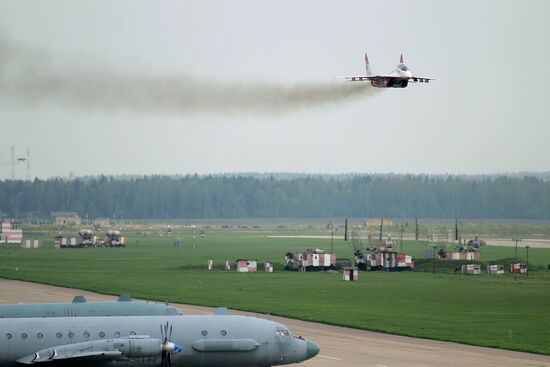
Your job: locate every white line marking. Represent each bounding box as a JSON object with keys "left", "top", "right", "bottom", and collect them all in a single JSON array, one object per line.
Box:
[
  {"left": 318, "top": 355, "right": 342, "bottom": 360},
  {"left": 376, "top": 364, "right": 389, "bottom": 367}
]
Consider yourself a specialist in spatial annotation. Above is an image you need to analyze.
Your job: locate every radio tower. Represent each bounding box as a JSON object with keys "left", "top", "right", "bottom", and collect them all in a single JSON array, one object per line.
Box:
[{"left": 26, "top": 147, "right": 30, "bottom": 181}]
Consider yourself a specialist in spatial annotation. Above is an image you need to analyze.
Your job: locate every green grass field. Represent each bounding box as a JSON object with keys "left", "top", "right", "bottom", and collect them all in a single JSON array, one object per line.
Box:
[{"left": 1, "top": 232, "right": 549, "bottom": 355}]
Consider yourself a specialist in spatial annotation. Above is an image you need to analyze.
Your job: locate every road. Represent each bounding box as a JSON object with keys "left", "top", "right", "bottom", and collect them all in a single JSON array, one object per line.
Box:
[{"left": 0, "top": 279, "right": 549, "bottom": 367}]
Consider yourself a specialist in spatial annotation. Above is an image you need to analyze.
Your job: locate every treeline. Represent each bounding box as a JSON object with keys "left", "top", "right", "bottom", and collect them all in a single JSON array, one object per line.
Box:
[{"left": 0, "top": 175, "right": 549, "bottom": 219}]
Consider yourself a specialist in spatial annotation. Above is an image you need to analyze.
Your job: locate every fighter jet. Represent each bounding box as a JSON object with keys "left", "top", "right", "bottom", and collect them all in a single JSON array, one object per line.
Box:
[
  {"left": 0, "top": 295, "right": 183, "bottom": 318},
  {"left": 339, "top": 52, "right": 435, "bottom": 88},
  {"left": 0, "top": 314, "right": 320, "bottom": 366}
]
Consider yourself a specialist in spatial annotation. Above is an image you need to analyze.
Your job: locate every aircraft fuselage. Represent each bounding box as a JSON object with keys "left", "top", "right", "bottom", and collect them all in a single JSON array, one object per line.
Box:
[{"left": 0, "top": 315, "right": 318, "bottom": 366}]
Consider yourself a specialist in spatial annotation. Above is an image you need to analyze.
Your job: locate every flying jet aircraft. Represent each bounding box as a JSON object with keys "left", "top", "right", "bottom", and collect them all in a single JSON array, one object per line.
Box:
[
  {"left": 0, "top": 295, "right": 183, "bottom": 318},
  {"left": 339, "top": 53, "right": 434, "bottom": 88},
  {"left": 0, "top": 314, "right": 320, "bottom": 366}
]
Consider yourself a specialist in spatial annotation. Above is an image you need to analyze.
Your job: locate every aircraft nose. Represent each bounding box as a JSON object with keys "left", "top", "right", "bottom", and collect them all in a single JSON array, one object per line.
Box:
[{"left": 305, "top": 340, "right": 320, "bottom": 360}]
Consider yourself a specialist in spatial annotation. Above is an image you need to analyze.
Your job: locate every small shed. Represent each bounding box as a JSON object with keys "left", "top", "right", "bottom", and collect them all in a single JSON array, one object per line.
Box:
[
  {"left": 487, "top": 264, "right": 504, "bottom": 275},
  {"left": 343, "top": 267, "right": 359, "bottom": 281},
  {"left": 22, "top": 239, "right": 41, "bottom": 249},
  {"left": 264, "top": 261, "right": 273, "bottom": 273},
  {"left": 461, "top": 264, "right": 480, "bottom": 275},
  {"left": 237, "top": 259, "right": 257, "bottom": 273}
]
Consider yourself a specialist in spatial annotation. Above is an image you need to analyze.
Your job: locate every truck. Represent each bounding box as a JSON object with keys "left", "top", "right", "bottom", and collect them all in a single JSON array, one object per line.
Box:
[
  {"left": 106, "top": 230, "right": 127, "bottom": 247},
  {"left": 350, "top": 232, "right": 414, "bottom": 271},
  {"left": 285, "top": 248, "right": 336, "bottom": 271},
  {"left": 78, "top": 229, "right": 97, "bottom": 247}
]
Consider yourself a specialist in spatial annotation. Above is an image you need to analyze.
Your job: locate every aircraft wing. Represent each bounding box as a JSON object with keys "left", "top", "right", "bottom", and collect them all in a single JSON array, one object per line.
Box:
[
  {"left": 17, "top": 350, "right": 123, "bottom": 364},
  {"left": 409, "top": 76, "right": 436, "bottom": 83},
  {"left": 335, "top": 76, "right": 375, "bottom": 82}
]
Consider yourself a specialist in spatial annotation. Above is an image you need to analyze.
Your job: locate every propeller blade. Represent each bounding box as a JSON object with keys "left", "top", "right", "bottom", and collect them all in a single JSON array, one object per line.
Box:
[
  {"left": 167, "top": 353, "right": 171, "bottom": 367},
  {"left": 169, "top": 325, "right": 173, "bottom": 341},
  {"left": 161, "top": 350, "right": 166, "bottom": 367}
]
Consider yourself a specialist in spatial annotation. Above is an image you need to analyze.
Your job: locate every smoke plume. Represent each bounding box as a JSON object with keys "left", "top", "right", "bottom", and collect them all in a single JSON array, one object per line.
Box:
[{"left": 0, "top": 37, "right": 376, "bottom": 115}]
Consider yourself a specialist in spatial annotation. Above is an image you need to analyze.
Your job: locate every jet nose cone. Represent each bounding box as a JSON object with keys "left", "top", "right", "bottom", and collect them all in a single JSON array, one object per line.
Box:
[{"left": 306, "top": 340, "right": 320, "bottom": 360}]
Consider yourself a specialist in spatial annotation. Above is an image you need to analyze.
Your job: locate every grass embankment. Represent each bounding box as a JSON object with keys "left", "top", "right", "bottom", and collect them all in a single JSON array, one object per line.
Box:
[{"left": 0, "top": 233, "right": 549, "bottom": 354}]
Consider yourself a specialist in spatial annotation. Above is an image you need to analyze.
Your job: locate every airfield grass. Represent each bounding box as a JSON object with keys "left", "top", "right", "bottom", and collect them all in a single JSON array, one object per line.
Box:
[{"left": 1, "top": 233, "right": 549, "bottom": 355}]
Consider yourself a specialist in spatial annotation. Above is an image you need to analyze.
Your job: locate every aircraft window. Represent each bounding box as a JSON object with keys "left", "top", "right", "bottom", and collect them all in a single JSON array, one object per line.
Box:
[
  {"left": 283, "top": 330, "right": 290, "bottom": 336},
  {"left": 36, "top": 332, "right": 43, "bottom": 339},
  {"left": 83, "top": 331, "right": 90, "bottom": 338},
  {"left": 68, "top": 332, "right": 74, "bottom": 339},
  {"left": 21, "top": 333, "right": 28, "bottom": 339},
  {"left": 201, "top": 330, "right": 208, "bottom": 336},
  {"left": 400, "top": 65, "right": 408, "bottom": 71},
  {"left": 114, "top": 331, "right": 121, "bottom": 337},
  {"left": 220, "top": 330, "right": 227, "bottom": 336},
  {"left": 56, "top": 332, "right": 62, "bottom": 339},
  {"left": 99, "top": 331, "right": 105, "bottom": 338},
  {"left": 5, "top": 333, "right": 12, "bottom": 340},
  {"left": 130, "top": 331, "right": 136, "bottom": 336}
]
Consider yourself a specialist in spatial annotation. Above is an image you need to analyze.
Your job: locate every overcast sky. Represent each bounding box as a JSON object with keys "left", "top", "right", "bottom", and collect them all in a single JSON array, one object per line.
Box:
[{"left": 0, "top": 0, "right": 548, "bottom": 179}]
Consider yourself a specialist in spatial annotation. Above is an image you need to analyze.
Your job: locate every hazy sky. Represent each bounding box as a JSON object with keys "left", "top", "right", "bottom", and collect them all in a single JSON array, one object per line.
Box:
[{"left": 0, "top": 0, "right": 548, "bottom": 179}]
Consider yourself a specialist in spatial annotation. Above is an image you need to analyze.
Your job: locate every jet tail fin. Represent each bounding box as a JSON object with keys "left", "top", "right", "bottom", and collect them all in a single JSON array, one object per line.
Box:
[
  {"left": 400, "top": 53, "right": 404, "bottom": 64},
  {"left": 364, "top": 52, "right": 373, "bottom": 76}
]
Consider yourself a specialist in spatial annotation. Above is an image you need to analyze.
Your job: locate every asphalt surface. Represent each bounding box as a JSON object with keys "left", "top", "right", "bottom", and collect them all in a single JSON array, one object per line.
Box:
[{"left": 0, "top": 279, "right": 549, "bottom": 367}]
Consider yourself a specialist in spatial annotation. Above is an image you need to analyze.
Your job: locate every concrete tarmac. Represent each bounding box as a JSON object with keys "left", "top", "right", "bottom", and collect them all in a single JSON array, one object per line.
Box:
[{"left": 0, "top": 279, "right": 549, "bottom": 367}]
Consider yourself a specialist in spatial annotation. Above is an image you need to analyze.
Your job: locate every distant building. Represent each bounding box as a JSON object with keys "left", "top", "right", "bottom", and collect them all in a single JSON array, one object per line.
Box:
[
  {"left": 0, "top": 220, "right": 23, "bottom": 244},
  {"left": 51, "top": 212, "right": 81, "bottom": 225},
  {"left": 94, "top": 217, "right": 110, "bottom": 228},
  {"left": 366, "top": 219, "right": 394, "bottom": 227}
]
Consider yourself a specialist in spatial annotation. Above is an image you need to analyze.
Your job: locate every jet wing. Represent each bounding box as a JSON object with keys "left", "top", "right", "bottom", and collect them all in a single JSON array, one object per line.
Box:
[
  {"left": 409, "top": 76, "right": 436, "bottom": 83},
  {"left": 335, "top": 76, "right": 375, "bottom": 82}
]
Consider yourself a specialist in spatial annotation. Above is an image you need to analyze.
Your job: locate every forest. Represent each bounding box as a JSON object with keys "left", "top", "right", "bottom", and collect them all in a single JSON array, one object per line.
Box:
[{"left": 0, "top": 174, "right": 548, "bottom": 219}]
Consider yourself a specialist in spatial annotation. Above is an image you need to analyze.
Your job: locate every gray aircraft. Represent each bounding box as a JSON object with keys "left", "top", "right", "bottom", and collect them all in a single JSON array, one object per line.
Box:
[
  {"left": 0, "top": 314, "right": 320, "bottom": 366},
  {"left": 0, "top": 295, "right": 183, "bottom": 318}
]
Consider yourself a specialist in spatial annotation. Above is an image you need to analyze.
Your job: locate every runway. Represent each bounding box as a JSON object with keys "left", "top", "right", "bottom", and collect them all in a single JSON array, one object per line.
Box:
[{"left": 1, "top": 279, "right": 549, "bottom": 367}]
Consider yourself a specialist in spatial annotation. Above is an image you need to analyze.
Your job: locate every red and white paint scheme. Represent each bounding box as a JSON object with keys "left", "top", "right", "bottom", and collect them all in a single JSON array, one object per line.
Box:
[
  {"left": 487, "top": 264, "right": 505, "bottom": 275},
  {"left": 363, "top": 251, "right": 414, "bottom": 271},
  {"left": 461, "top": 264, "right": 481, "bottom": 275},
  {"left": 0, "top": 220, "right": 22, "bottom": 244},
  {"left": 237, "top": 259, "right": 257, "bottom": 273},
  {"left": 338, "top": 52, "right": 434, "bottom": 88},
  {"left": 510, "top": 262, "right": 528, "bottom": 274},
  {"left": 343, "top": 267, "right": 359, "bottom": 281}
]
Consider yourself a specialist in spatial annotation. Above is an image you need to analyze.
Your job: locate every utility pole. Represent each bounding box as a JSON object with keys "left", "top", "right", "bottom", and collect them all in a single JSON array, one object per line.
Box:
[
  {"left": 455, "top": 217, "right": 458, "bottom": 241},
  {"left": 379, "top": 218, "right": 384, "bottom": 241},
  {"left": 344, "top": 218, "right": 348, "bottom": 242}
]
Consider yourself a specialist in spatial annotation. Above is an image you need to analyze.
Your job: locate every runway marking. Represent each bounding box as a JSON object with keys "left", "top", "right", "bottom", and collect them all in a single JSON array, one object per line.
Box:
[
  {"left": 318, "top": 355, "right": 342, "bottom": 360},
  {"left": 376, "top": 364, "right": 389, "bottom": 367}
]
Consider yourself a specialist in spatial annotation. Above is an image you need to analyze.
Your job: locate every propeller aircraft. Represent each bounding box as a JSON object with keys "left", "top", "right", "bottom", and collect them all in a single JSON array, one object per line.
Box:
[{"left": 0, "top": 314, "right": 320, "bottom": 366}]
